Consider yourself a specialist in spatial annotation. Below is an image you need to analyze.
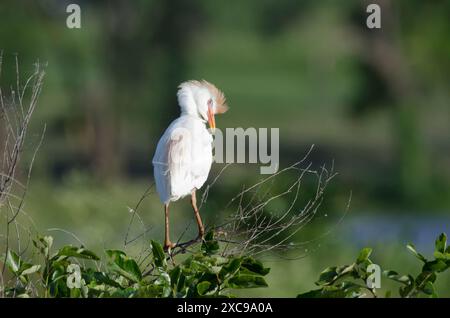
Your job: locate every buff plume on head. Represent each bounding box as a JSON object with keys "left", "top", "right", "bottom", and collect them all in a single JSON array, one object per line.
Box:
[{"left": 177, "top": 80, "right": 228, "bottom": 117}]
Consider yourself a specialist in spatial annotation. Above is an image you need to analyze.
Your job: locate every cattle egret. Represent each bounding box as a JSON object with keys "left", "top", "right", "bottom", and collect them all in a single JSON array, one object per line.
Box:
[{"left": 152, "top": 80, "right": 228, "bottom": 251}]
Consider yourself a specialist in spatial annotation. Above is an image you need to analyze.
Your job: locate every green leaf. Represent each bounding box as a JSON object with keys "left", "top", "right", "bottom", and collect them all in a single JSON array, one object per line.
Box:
[
  {"left": 212, "top": 255, "right": 229, "bottom": 265},
  {"left": 197, "top": 281, "right": 212, "bottom": 295},
  {"left": 356, "top": 248, "right": 372, "bottom": 264},
  {"left": 228, "top": 274, "right": 268, "bottom": 289},
  {"left": 106, "top": 250, "right": 142, "bottom": 283},
  {"left": 151, "top": 240, "right": 167, "bottom": 268},
  {"left": 43, "top": 236, "right": 53, "bottom": 256},
  {"left": 169, "top": 266, "right": 181, "bottom": 288},
  {"left": 48, "top": 263, "right": 71, "bottom": 297},
  {"left": 406, "top": 243, "right": 427, "bottom": 263},
  {"left": 383, "top": 270, "right": 411, "bottom": 285},
  {"left": 70, "top": 288, "right": 82, "bottom": 298},
  {"left": 136, "top": 284, "right": 165, "bottom": 298},
  {"left": 435, "top": 233, "right": 447, "bottom": 254},
  {"left": 6, "top": 251, "right": 40, "bottom": 281},
  {"left": 225, "top": 258, "right": 242, "bottom": 274},
  {"left": 21, "top": 264, "right": 41, "bottom": 276},
  {"left": 219, "top": 258, "right": 242, "bottom": 280},
  {"left": 336, "top": 264, "right": 356, "bottom": 276},
  {"left": 399, "top": 279, "right": 415, "bottom": 298},
  {"left": 84, "top": 269, "right": 122, "bottom": 288},
  {"left": 240, "top": 257, "right": 270, "bottom": 276},
  {"left": 423, "top": 260, "right": 449, "bottom": 273},
  {"left": 298, "top": 282, "right": 362, "bottom": 298},
  {"left": 6, "top": 250, "right": 21, "bottom": 273},
  {"left": 297, "top": 289, "right": 324, "bottom": 298},
  {"left": 316, "top": 266, "right": 338, "bottom": 286},
  {"left": 105, "top": 249, "right": 126, "bottom": 259},
  {"left": 204, "top": 231, "right": 214, "bottom": 241},
  {"left": 120, "top": 258, "right": 142, "bottom": 283},
  {"left": 201, "top": 231, "right": 220, "bottom": 255},
  {"left": 433, "top": 251, "right": 448, "bottom": 260},
  {"left": 56, "top": 246, "right": 100, "bottom": 260},
  {"left": 154, "top": 270, "right": 171, "bottom": 297},
  {"left": 316, "top": 264, "right": 356, "bottom": 286},
  {"left": 422, "top": 282, "right": 437, "bottom": 298},
  {"left": 33, "top": 236, "right": 53, "bottom": 258},
  {"left": 189, "top": 259, "right": 212, "bottom": 273},
  {"left": 110, "top": 287, "right": 138, "bottom": 298},
  {"left": 416, "top": 271, "right": 436, "bottom": 288},
  {"left": 177, "top": 273, "right": 187, "bottom": 295}
]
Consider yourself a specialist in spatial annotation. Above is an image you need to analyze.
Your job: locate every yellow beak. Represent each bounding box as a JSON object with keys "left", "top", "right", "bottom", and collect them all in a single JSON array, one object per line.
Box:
[{"left": 207, "top": 104, "right": 216, "bottom": 132}]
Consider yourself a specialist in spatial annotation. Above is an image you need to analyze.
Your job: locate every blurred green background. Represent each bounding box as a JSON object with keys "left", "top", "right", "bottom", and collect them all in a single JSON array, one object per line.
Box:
[{"left": 1, "top": 0, "right": 449, "bottom": 296}]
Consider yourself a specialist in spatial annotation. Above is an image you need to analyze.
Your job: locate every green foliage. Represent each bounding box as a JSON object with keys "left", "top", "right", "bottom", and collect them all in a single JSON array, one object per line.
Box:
[
  {"left": 4, "top": 231, "right": 448, "bottom": 298},
  {"left": 6, "top": 250, "right": 41, "bottom": 286},
  {"left": 2, "top": 231, "right": 269, "bottom": 298},
  {"left": 297, "top": 233, "right": 450, "bottom": 298},
  {"left": 390, "top": 232, "right": 450, "bottom": 298},
  {"left": 297, "top": 247, "right": 376, "bottom": 298}
]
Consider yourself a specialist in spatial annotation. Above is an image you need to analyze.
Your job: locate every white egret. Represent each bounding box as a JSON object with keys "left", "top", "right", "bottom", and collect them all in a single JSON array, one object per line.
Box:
[{"left": 152, "top": 80, "right": 228, "bottom": 250}]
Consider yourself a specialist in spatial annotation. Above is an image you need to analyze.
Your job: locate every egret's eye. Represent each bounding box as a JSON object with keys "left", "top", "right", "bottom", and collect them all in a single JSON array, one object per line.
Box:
[{"left": 207, "top": 98, "right": 213, "bottom": 107}]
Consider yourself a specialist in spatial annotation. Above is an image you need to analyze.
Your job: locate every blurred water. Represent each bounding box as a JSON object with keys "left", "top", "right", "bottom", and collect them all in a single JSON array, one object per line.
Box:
[{"left": 343, "top": 213, "right": 450, "bottom": 253}]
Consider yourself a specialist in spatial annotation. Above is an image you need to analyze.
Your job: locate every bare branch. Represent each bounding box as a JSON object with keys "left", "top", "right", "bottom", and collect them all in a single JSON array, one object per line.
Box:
[
  {"left": 0, "top": 53, "right": 46, "bottom": 277},
  {"left": 163, "top": 145, "right": 344, "bottom": 260}
]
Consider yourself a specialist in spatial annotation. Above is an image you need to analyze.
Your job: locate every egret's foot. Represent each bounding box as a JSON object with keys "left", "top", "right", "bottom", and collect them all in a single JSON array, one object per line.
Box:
[{"left": 163, "top": 241, "right": 177, "bottom": 252}]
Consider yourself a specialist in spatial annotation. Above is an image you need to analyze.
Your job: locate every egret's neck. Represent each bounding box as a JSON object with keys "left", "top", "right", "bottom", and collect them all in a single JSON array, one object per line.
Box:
[
  {"left": 180, "top": 113, "right": 207, "bottom": 125},
  {"left": 179, "top": 100, "right": 206, "bottom": 122},
  {"left": 177, "top": 83, "right": 209, "bottom": 122}
]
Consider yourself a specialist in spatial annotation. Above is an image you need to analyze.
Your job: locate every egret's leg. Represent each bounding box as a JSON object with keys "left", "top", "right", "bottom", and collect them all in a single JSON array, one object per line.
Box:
[
  {"left": 164, "top": 203, "right": 176, "bottom": 251},
  {"left": 191, "top": 190, "right": 205, "bottom": 239}
]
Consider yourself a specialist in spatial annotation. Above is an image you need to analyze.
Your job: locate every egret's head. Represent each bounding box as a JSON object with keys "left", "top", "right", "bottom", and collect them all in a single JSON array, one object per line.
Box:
[{"left": 177, "top": 80, "right": 228, "bottom": 131}]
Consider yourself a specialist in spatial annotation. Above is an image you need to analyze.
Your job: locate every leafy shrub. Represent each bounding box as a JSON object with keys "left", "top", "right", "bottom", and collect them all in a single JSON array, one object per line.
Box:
[
  {"left": 297, "top": 232, "right": 450, "bottom": 298},
  {"left": 4, "top": 230, "right": 449, "bottom": 298},
  {"left": 2, "top": 231, "right": 270, "bottom": 298}
]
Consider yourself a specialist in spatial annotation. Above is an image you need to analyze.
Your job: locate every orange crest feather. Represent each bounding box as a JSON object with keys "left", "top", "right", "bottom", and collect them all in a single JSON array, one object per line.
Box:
[{"left": 184, "top": 79, "right": 228, "bottom": 114}]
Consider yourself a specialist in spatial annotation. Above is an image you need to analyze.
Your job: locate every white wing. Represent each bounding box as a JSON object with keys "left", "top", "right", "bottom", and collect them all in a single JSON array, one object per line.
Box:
[
  {"left": 153, "top": 126, "right": 193, "bottom": 203},
  {"left": 166, "top": 127, "right": 192, "bottom": 197}
]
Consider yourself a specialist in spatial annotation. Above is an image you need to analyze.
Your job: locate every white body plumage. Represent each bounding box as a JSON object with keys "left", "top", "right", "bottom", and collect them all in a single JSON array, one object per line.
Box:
[
  {"left": 152, "top": 80, "right": 228, "bottom": 204},
  {"left": 152, "top": 115, "right": 213, "bottom": 203}
]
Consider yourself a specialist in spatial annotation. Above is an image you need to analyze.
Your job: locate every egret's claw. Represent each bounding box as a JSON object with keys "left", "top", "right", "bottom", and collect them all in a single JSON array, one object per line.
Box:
[{"left": 163, "top": 241, "right": 177, "bottom": 252}]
